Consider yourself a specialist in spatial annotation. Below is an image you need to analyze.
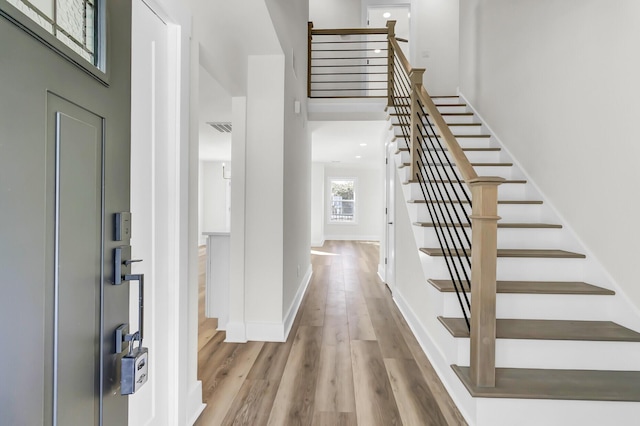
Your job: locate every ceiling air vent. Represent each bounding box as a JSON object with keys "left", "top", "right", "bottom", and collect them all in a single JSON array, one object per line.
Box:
[{"left": 207, "top": 122, "right": 232, "bottom": 133}]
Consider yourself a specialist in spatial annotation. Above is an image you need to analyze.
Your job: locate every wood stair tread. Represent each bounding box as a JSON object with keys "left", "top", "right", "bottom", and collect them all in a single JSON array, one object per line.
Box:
[
  {"left": 408, "top": 199, "right": 543, "bottom": 205},
  {"left": 390, "top": 112, "right": 474, "bottom": 117},
  {"left": 419, "top": 248, "right": 586, "bottom": 259},
  {"left": 394, "top": 134, "right": 491, "bottom": 139},
  {"left": 428, "top": 279, "right": 614, "bottom": 295},
  {"left": 439, "top": 317, "right": 640, "bottom": 341},
  {"left": 414, "top": 222, "right": 562, "bottom": 229},
  {"left": 452, "top": 366, "right": 640, "bottom": 402},
  {"left": 400, "top": 162, "right": 513, "bottom": 168},
  {"left": 427, "top": 147, "right": 501, "bottom": 152},
  {"left": 392, "top": 122, "right": 481, "bottom": 127},
  {"left": 403, "top": 179, "right": 526, "bottom": 185}
]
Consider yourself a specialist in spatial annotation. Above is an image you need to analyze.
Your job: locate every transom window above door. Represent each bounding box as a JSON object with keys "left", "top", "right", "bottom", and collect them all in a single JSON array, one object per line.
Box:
[{"left": 5, "top": 0, "right": 102, "bottom": 67}]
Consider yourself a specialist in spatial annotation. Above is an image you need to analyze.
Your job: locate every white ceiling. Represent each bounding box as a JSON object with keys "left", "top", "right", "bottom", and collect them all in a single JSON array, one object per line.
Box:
[
  {"left": 198, "top": 71, "right": 388, "bottom": 167},
  {"left": 310, "top": 120, "right": 388, "bottom": 167}
]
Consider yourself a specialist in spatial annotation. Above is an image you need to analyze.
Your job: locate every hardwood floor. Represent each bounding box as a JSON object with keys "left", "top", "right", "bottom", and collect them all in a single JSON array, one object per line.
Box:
[{"left": 195, "top": 240, "right": 467, "bottom": 425}]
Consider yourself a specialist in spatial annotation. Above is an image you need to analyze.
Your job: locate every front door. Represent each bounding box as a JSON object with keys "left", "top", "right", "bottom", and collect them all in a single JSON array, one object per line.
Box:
[{"left": 0, "top": 1, "right": 132, "bottom": 425}]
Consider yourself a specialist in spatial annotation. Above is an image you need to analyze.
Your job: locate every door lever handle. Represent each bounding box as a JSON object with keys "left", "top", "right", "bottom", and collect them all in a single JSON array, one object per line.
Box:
[
  {"left": 124, "top": 259, "right": 143, "bottom": 265},
  {"left": 124, "top": 274, "right": 145, "bottom": 341}
]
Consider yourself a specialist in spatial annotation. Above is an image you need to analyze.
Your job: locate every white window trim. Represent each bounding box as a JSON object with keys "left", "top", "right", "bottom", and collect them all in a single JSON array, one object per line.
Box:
[{"left": 326, "top": 176, "right": 358, "bottom": 225}]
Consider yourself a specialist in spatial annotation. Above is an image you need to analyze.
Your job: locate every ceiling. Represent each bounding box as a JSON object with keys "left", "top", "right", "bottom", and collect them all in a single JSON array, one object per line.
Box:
[
  {"left": 198, "top": 70, "right": 388, "bottom": 168},
  {"left": 310, "top": 120, "right": 387, "bottom": 167}
]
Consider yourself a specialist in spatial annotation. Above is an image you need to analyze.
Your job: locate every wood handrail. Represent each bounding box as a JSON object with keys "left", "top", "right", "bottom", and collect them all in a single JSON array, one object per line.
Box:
[
  {"left": 311, "top": 27, "right": 389, "bottom": 36},
  {"left": 389, "top": 36, "right": 479, "bottom": 184},
  {"left": 389, "top": 30, "right": 504, "bottom": 389},
  {"left": 388, "top": 36, "right": 412, "bottom": 77}
]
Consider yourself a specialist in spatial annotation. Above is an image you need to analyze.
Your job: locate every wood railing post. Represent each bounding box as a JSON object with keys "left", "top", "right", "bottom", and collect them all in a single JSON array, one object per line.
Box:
[
  {"left": 468, "top": 177, "right": 504, "bottom": 387},
  {"left": 308, "top": 22, "right": 313, "bottom": 98},
  {"left": 386, "top": 20, "right": 396, "bottom": 107},
  {"left": 409, "top": 68, "right": 425, "bottom": 180}
]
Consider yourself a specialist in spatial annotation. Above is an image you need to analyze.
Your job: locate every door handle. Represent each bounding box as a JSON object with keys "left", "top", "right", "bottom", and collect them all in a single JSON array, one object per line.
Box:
[
  {"left": 124, "top": 273, "right": 144, "bottom": 340},
  {"left": 388, "top": 222, "right": 393, "bottom": 225}
]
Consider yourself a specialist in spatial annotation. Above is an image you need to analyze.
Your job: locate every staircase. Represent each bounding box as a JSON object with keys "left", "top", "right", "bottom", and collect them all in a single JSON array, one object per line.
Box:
[
  {"left": 307, "top": 21, "right": 640, "bottom": 424},
  {"left": 389, "top": 94, "right": 640, "bottom": 424}
]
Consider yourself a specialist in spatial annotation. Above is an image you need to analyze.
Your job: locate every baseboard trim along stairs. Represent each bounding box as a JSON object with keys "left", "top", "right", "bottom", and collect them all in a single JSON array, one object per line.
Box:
[{"left": 387, "top": 94, "right": 640, "bottom": 424}]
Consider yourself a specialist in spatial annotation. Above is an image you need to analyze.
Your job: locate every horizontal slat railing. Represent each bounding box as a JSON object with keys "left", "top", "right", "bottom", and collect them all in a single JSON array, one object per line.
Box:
[
  {"left": 387, "top": 21, "right": 504, "bottom": 388},
  {"left": 308, "top": 22, "right": 389, "bottom": 98}
]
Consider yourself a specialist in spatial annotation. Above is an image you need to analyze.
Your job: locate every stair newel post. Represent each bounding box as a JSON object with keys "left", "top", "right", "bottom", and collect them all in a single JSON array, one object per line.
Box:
[
  {"left": 308, "top": 22, "right": 313, "bottom": 98},
  {"left": 469, "top": 176, "right": 504, "bottom": 387},
  {"left": 386, "top": 20, "right": 396, "bottom": 107},
  {"left": 409, "top": 68, "right": 425, "bottom": 180}
]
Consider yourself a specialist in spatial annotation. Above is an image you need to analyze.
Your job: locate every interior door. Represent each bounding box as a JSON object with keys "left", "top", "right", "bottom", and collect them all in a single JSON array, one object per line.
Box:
[
  {"left": 0, "top": 2, "right": 132, "bottom": 425},
  {"left": 385, "top": 146, "right": 396, "bottom": 293}
]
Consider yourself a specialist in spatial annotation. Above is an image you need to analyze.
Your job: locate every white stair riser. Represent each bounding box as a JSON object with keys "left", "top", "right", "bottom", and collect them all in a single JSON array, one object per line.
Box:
[
  {"left": 391, "top": 116, "right": 478, "bottom": 128},
  {"left": 419, "top": 254, "right": 588, "bottom": 282},
  {"left": 437, "top": 105, "right": 469, "bottom": 114},
  {"left": 443, "top": 125, "right": 485, "bottom": 135},
  {"left": 393, "top": 136, "right": 495, "bottom": 149},
  {"left": 399, "top": 164, "right": 515, "bottom": 182},
  {"left": 442, "top": 293, "right": 614, "bottom": 321},
  {"left": 409, "top": 202, "right": 544, "bottom": 223},
  {"left": 407, "top": 182, "right": 527, "bottom": 200},
  {"left": 394, "top": 148, "right": 503, "bottom": 164},
  {"left": 476, "top": 398, "right": 640, "bottom": 426},
  {"left": 453, "top": 339, "right": 640, "bottom": 371},
  {"left": 435, "top": 115, "right": 476, "bottom": 124},
  {"left": 418, "top": 227, "right": 563, "bottom": 250},
  {"left": 432, "top": 97, "right": 461, "bottom": 105}
]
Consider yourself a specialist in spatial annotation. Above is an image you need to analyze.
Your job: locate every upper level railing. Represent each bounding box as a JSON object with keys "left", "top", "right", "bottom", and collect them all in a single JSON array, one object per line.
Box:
[
  {"left": 308, "top": 22, "right": 389, "bottom": 98},
  {"left": 308, "top": 21, "right": 505, "bottom": 389}
]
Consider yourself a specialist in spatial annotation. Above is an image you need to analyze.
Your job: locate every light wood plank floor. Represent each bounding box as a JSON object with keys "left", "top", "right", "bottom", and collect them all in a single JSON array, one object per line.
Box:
[{"left": 195, "top": 240, "right": 467, "bottom": 426}]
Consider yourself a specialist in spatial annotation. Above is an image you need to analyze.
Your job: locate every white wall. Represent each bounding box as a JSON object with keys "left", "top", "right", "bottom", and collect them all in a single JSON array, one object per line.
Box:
[
  {"left": 412, "top": 0, "right": 459, "bottom": 95},
  {"left": 310, "top": 0, "right": 361, "bottom": 28},
  {"left": 244, "top": 54, "right": 286, "bottom": 330},
  {"left": 199, "top": 161, "right": 230, "bottom": 240},
  {"left": 459, "top": 0, "right": 640, "bottom": 310},
  {"left": 322, "top": 165, "right": 383, "bottom": 241},
  {"left": 265, "top": 0, "right": 313, "bottom": 333},
  {"left": 310, "top": 0, "right": 460, "bottom": 95},
  {"left": 186, "top": 0, "right": 281, "bottom": 95},
  {"left": 311, "top": 163, "right": 325, "bottom": 246}
]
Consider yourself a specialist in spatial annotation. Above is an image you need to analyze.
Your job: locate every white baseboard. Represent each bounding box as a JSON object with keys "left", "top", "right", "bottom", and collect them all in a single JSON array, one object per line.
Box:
[
  {"left": 393, "top": 289, "right": 474, "bottom": 425},
  {"left": 377, "top": 263, "right": 386, "bottom": 283},
  {"left": 246, "top": 321, "right": 286, "bottom": 342},
  {"left": 224, "top": 267, "right": 312, "bottom": 344},
  {"left": 323, "top": 235, "right": 380, "bottom": 241},
  {"left": 186, "top": 381, "right": 206, "bottom": 426},
  {"left": 311, "top": 239, "right": 325, "bottom": 247},
  {"left": 284, "top": 265, "right": 313, "bottom": 340},
  {"left": 224, "top": 321, "right": 248, "bottom": 343}
]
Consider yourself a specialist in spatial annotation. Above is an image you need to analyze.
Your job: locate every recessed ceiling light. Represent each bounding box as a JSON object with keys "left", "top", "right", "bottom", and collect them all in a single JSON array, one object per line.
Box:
[
  {"left": 374, "top": 49, "right": 381, "bottom": 54},
  {"left": 360, "top": 143, "right": 367, "bottom": 146},
  {"left": 408, "top": 12, "right": 411, "bottom": 18},
  {"left": 383, "top": 12, "right": 391, "bottom": 18},
  {"left": 355, "top": 155, "right": 362, "bottom": 159}
]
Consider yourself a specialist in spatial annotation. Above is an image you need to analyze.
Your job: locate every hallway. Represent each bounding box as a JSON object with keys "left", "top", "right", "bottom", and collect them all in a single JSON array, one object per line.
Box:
[{"left": 195, "top": 241, "right": 466, "bottom": 425}]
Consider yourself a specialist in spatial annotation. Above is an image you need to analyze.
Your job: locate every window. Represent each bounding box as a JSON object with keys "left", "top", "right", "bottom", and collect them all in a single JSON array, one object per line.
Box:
[
  {"left": 329, "top": 178, "right": 356, "bottom": 223},
  {"left": 5, "top": 0, "right": 102, "bottom": 67}
]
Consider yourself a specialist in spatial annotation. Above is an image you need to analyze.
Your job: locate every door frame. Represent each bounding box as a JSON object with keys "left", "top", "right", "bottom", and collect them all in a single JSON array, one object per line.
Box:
[
  {"left": 129, "top": 0, "right": 205, "bottom": 424},
  {"left": 385, "top": 143, "right": 396, "bottom": 293}
]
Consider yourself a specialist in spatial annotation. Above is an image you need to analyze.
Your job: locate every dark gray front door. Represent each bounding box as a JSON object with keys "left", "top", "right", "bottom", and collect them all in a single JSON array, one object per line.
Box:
[{"left": 0, "top": 1, "right": 132, "bottom": 425}]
